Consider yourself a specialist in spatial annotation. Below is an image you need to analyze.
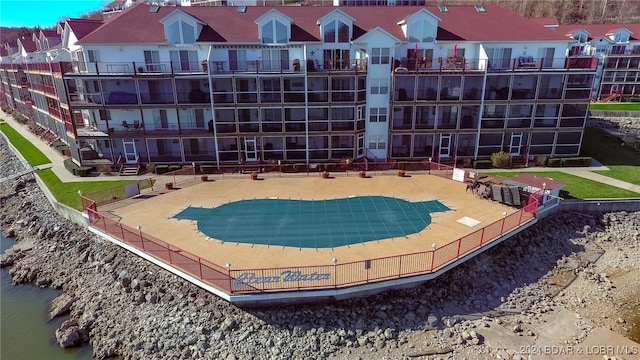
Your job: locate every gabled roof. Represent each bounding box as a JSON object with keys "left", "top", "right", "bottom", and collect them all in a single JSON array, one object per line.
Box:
[
  {"left": 557, "top": 23, "right": 640, "bottom": 42},
  {"left": 66, "top": 18, "right": 104, "bottom": 40},
  {"left": 18, "top": 36, "right": 37, "bottom": 52},
  {"left": 78, "top": 4, "right": 569, "bottom": 45}
]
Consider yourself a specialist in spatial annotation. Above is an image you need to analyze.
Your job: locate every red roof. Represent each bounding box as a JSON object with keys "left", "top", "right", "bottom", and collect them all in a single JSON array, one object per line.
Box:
[
  {"left": 529, "top": 16, "right": 559, "bottom": 27},
  {"left": 79, "top": 4, "right": 569, "bottom": 45},
  {"left": 509, "top": 174, "right": 565, "bottom": 191},
  {"left": 66, "top": 18, "right": 104, "bottom": 40},
  {"left": 556, "top": 23, "right": 640, "bottom": 41},
  {"left": 18, "top": 36, "right": 37, "bottom": 52}
]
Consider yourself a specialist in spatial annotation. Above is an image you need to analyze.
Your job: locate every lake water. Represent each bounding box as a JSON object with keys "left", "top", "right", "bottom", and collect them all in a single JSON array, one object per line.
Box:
[{"left": 0, "top": 231, "right": 92, "bottom": 360}]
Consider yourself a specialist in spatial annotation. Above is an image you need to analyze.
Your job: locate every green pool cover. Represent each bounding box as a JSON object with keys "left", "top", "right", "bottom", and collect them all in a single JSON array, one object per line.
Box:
[{"left": 173, "top": 196, "right": 449, "bottom": 248}]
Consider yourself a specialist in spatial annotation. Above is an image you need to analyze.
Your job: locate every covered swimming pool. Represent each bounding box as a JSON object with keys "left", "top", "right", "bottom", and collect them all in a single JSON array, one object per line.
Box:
[{"left": 173, "top": 196, "right": 449, "bottom": 248}]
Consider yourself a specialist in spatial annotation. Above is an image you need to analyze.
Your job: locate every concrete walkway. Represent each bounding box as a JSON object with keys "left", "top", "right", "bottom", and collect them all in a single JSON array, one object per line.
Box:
[
  {"left": 0, "top": 109, "right": 149, "bottom": 182},
  {"left": 482, "top": 160, "right": 640, "bottom": 194},
  {"left": 1, "top": 108, "right": 639, "bottom": 193}
]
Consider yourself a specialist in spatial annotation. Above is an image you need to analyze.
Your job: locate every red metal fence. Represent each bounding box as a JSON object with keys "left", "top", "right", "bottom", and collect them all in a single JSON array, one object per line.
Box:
[{"left": 82, "top": 179, "right": 538, "bottom": 295}]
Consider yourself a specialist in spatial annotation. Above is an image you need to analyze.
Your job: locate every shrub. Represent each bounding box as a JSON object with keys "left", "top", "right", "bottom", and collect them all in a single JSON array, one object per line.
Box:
[
  {"left": 490, "top": 151, "right": 510, "bottom": 168},
  {"left": 462, "top": 158, "right": 472, "bottom": 168},
  {"left": 473, "top": 160, "right": 492, "bottom": 169},
  {"left": 547, "top": 158, "right": 562, "bottom": 167},
  {"left": 200, "top": 165, "right": 216, "bottom": 174},
  {"left": 63, "top": 158, "right": 92, "bottom": 177},
  {"left": 561, "top": 157, "right": 592, "bottom": 167},
  {"left": 534, "top": 156, "right": 548, "bottom": 167},
  {"left": 98, "top": 164, "right": 112, "bottom": 175},
  {"left": 145, "top": 163, "right": 156, "bottom": 174},
  {"left": 155, "top": 165, "right": 169, "bottom": 174}
]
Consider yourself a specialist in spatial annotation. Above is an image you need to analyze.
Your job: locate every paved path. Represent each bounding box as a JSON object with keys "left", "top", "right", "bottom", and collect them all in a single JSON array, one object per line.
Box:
[
  {"left": 1, "top": 108, "right": 639, "bottom": 193},
  {"left": 1, "top": 109, "right": 149, "bottom": 182}
]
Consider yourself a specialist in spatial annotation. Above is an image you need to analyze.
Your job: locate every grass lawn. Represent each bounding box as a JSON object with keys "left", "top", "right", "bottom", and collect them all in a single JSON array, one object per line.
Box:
[
  {"left": 580, "top": 127, "right": 640, "bottom": 185},
  {"left": 0, "top": 121, "right": 51, "bottom": 166},
  {"left": 38, "top": 169, "right": 134, "bottom": 210},
  {"left": 589, "top": 103, "right": 640, "bottom": 111},
  {"left": 1, "top": 121, "right": 135, "bottom": 210},
  {"left": 488, "top": 171, "right": 640, "bottom": 199}
]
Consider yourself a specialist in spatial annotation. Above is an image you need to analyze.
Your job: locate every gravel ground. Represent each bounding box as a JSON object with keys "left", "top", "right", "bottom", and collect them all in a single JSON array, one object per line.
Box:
[{"left": 1, "top": 137, "right": 639, "bottom": 359}]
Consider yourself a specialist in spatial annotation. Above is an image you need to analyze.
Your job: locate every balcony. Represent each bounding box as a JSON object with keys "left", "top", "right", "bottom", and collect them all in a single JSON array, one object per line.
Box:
[{"left": 63, "top": 59, "right": 368, "bottom": 76}]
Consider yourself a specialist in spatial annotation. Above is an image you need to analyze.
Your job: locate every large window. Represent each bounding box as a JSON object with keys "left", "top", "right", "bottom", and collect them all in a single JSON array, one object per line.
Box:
[
  {"left": 323, "top": 19, "right": 350, "bottom": 43},
  {"left": 486, "top": 48, "right": 512, "bottom": 69},
  {"left": 261, "top": 20, "right": 288, "bottom": 44},
  {"left": 167, "top": 20, "right": 195, "bottom": 45},
  {"left": 262, "top": 49, "right": 289, "bottom": 71},
  {"left": 170, "top": 50, "right": 198, "bottom": 72},
  {"left": 331, "top": 77, "right": 355, "bottom": 102},
  {"left": 407, "top": 20, "right": 435, "bottom": 43}
]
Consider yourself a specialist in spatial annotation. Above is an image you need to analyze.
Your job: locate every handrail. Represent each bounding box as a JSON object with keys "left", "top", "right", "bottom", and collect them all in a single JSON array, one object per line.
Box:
[{"left": 81, "top": 165, "right": 539, "bottom": 295}]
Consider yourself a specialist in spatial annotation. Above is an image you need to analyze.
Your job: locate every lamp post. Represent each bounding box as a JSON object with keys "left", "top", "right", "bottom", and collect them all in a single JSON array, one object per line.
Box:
[
  {"left": 332, "top": 258, "right": 338, "bottom": 288},
  {"left": 428, "top": 157, "right": 432, "bottom": 174},
  {"left": 501, "top": 211, "right": 508, "bottom": 234},
  {"left": 137, "top": 225, "right": 144, "bottom": 250},
  {"left": 226, "top": 262, "right": 232, "bottom": 292}
]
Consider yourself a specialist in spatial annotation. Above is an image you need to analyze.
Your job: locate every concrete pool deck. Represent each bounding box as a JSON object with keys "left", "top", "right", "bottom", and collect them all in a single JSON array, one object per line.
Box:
[{"left": 102, "top": 173, "right": 517, "bottom": 270}]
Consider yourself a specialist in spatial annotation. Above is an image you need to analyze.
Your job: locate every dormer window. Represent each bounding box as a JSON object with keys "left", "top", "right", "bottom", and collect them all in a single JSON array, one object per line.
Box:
[
  {"left": 407, "top": 20, "right": 435, "bottom": 43},
  {"left": 261, "top": 20, "right": 288, "bottom": 44},
  {"left": 574, "top": 33, "right": 587, "bottom": 43},
  {"left": 167, "top": 20, "right": 195, "bottom": 44},
  {"left": 324, "top": 19, "right": 350, "bottom": 43},
  {"left": 613, "top": 32, "right": 629, "bottom": 43}
]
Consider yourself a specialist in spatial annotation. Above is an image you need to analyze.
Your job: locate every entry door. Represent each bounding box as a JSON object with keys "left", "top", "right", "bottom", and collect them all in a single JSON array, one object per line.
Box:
[
  {"left": 122, "top": 139, "right": 137, "bottom": 163},
  {"left": 509, "top": 133, "right": 522, "bottom": 155},
  {"left": 357, "top": 133, "right": 364, "bottom": 157},
  {"left": 439, "top": 134, "right": 451, "bottom": 158},
  {"left": 244, "top": 137, "right": 257, "bottom": 162}
]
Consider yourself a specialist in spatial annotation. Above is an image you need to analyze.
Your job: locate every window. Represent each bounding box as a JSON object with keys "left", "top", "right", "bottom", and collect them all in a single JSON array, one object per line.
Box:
[
  {"left": 170, "top": 50, "right": 198, "bottom": 71},
  {"left": 371, "top": 48, "right": 390, "bottom": 65},
  {"left": 613, "top": 32, "right": 629, "bottom": 43},
  {"left": 87, "top": 50, "right": 100, "bottom": 63},
  {"left": 486, "top": 48, "right": 512, "bottom": 69},
  {"left": 323, "top": 19, "right": 350, "bottom": 43},
  {"left": 323, "top": 49, "right": 350, "bottom": 70},
  {"left": 369, "top": 107, "right": 387, "bottom": 122},
  {"left": 407, "top": 20, "right": 435, "bottom": 43},
  {"left": 261, "top": 20, "right": 288, "bottom": 44},
  {"left": 228, "top": 50, "right": 247, "bottom": 71},
  {"left": 370, "top": 78, "right": 389, "bottom": 94},
  {"left": 574, "top": 33, "right": 587, "bottom": 43},
  {"left": 144, "top": 50, "right": 161, "bottom": 72},
  {"left": 167, "top": 20, "right": 195, "bottom": 44},
  {"left": 262, "top": 49, "right": 289, "bottom": 71},
  {"left": 368, "top": 135, "right": 386, "bottom": 150}
]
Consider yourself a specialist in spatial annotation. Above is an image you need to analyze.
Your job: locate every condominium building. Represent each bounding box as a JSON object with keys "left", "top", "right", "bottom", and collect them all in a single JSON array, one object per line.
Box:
[
  {"left": 1, "top": 4, "right": 598, "bottom": 171},
  {"left": 555, "top": 23, "right": 640, "bottom": 101}
]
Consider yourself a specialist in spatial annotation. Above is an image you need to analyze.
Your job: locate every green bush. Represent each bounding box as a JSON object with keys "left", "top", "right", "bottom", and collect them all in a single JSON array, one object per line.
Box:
[
  {"left": 168, "top": 165, "right": 182, "bottom": 172},
  {"left": 490, "top": 151, "right": 510, "bottom": 168},
  {"left": 473, "top": 160, "right": 492, "bottom": 169},
  {"left": 155, "top": 165, "right": 169, "bottom": 174},
  {"left": 63, "top": 158, "right": 92, "bottom": 177},
  {"left": 561, "top": 157, "right": 592, "bottom": 167},
  {"left": 547, "top": 158, "right": 562, "bottom": 167}
]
